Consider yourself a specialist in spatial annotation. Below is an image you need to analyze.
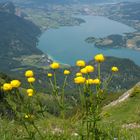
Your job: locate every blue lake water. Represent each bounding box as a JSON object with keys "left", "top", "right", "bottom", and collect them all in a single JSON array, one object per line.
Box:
[{"left": 37, "top": 15, "right": 140, "bottom": 66}]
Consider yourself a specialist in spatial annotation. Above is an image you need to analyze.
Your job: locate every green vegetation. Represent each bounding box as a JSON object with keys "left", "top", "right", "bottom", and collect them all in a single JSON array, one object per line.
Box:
[
  {"left": 0, "top": 55, "right": 140, "bottom": 139},
  {"left": 102, "top": 83, "right": 140, "bottom": 138},
  {"left": 103, "top": 85, "right": 140, "bottom": 124}
]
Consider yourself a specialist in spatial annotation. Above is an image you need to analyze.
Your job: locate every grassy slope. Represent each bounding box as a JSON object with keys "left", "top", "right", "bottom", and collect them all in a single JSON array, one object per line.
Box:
[{"left": 102, "top": 83, "right": 140, "bottom": 138}]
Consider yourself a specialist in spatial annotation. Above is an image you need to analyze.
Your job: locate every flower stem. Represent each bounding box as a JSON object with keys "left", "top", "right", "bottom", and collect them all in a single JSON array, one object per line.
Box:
[
  {"left": 23, "top": 122, "right": 32, "bottom": 139},
  {"left": 98, "top": 63, "right": 101, "bottom": 80},
  {"left": 32, "top": 123, "right": 44, "bottom": 139},
  {"left": 53, "top": 70, "right": 57, "bottom": 92}
]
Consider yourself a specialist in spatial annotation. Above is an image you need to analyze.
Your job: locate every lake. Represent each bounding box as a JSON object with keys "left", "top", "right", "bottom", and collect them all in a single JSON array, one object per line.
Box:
[{"left": 37, "top": 15, "right": 140, "bottom": 66}]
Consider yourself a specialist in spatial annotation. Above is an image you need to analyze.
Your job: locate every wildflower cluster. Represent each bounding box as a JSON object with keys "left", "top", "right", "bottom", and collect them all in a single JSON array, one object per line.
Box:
[
  {"left": 47, "top": 54, "right": 118, "bottom": 139},
  {"left": 3, "top": 80, "right": 21, "bottom": 91},
  {"left": 1, "top": 53, "right": 119, "bottom": 140},
  {"left": 73, "top": 54, "right": 119, "bottom": 139},
  {"left": 2, "top": 70, "right": 45, "bottom": 139},
  {"left": 25, "top": 70, "right": 36, "bottom": 96},
  {"left": 48, "top": 62, "right": 71, "bottom": 119}
]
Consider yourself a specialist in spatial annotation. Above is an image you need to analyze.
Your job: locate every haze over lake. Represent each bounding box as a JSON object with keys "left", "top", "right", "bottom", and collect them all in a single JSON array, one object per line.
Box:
[{"left": 38, "top": 15, "right": 140, "bottom": 66}]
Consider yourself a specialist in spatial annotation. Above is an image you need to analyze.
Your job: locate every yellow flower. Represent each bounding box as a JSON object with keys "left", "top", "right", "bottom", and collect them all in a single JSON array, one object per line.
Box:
[
  {"left": 92, "top": 79, "right": 101, "bottom": 85},
  {"left": 74, "top": 76, "right": 86, "bottom": 84},
  {"left": 48, "top": 73, "right": 53, "bottom": 77},
  {"left": 24, "top": 114, "right": 33, "bottom": 119},
  {"left": 80, "top": 65, "right": 94, "bottom": 74},
  {"left": 76, "top": 72, "right": 82, "bottom": 77},
  {"left": 80, "top": 68, "right": 87, "bottom": 74},
  {"left": 27, "top": 89, "right": 34, "bottom": 97},
  {"left": 3, "top": 83, "right": 12, "bottom": 91},
  {"left": 25, "top": 70, "right": 34, "bottom": 77},
  {"left": 111, "top": 66, "right": 119, "bottom": 72},
  {"left": 10, "top": 80, "right": 21, "bottom": 88},
  {"left": 27, "top": 77, "right": 35, "bottom": 83},
  {"left": 86, "top": 79, "right": 94, "bottom": 85},
  {"left": 76, "top": 60, "right": 86, "bottom": 67},
  {"left": 25, "top": 114, "right": 29, "bottom": 119},
  {"left": 64, "top": 70, "right": 70, "bottom": 75},
  {"left": 85, "top": 65, "right": 94, "bottom": 73},
  {"left": 94, "top": 54, "right": 105, "bottom": 63},
  {"left": 50, "top": 62, "right": 60, "bottom": 69},
  {"left": 28, "top": 93, "right": 33, "bottom": 97}
]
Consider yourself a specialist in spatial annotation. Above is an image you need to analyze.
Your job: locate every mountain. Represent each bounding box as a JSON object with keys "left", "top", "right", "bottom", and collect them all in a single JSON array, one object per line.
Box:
[
  {"left": 0, "top": 2, "right": 51, "bottom": 72},
  {"left": 0, "top": 2, "right": 42, "bottom": 57}
]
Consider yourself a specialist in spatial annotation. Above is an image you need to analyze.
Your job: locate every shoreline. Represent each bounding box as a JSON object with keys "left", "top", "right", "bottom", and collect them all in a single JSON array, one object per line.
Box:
[
  {"left": 47, "top": 53, "right": 71, "bottom": 67},
  {"left": 37, "top": 14, "right": 140, "bottom": 66}
]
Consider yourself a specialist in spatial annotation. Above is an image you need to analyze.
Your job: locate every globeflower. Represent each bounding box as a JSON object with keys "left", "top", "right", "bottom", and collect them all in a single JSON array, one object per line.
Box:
[
  {"left": 64, "top": 70, "right": 70, "bottom": 75},
  {"left": 76, "top": 72, "right": 82, "bottom": 77},
  {"left": 27, "top": 89, "right": 34, "bottom": 97},
  {"left": 111, "top": 66, "right": 119, "bottom": 72},
  {"left": 3, "top": 83, "right": 12, "bottom": 91},
  {"left": 74, "top": 76, "right": 86, "bottom": 84},
  {"left": 86, "top": 79, "right": 94, "bottom": 85},
  {"left": 25, "top": 70, "right": 34, "bottom": 77},
  {"left": 48, "top": 73, "right": 53, "bottom": 77},
  {"left": 94, "top": 54, "right": 105, "bottom": 63},
  {"left": 85, "top": 65, "right": 94, "bottom": 73},
  {"left": 50, "top": 62, "right": 60, "bottom": 69},
  {"left": 80, "top": 65, "right": 94, "bottom": 74},
  {"left": 27, "top": 77, "right": 35, "bottom": 83},
  {"left": 80, "top": 68, "right": 87, "bottom": 74},
  {"left": 76, "top": 60, "right": 86, "bottom": 67},
  {"left": 10, "top": 80, "right": 21, "bottom": 88},
  {"left": 92, "top": 79, "right": 100, "bottom": 85}
]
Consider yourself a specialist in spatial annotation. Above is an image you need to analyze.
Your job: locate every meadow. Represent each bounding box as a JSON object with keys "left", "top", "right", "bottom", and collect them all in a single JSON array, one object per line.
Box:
[{"left": 1, "top": 54, "right": 140, "bottom": 140}]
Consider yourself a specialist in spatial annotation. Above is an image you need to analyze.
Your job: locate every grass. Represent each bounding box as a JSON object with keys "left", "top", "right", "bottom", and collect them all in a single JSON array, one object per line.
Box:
[
  {"left": 102, "top": 85, "right": 140, "bottom": 139},
  {"left": 0, "top": 86, "right": 140, "bottom": 140},
  {"left": 0, "top": 114, "right": 80, "bottom": 140},
  {"left": 0, "top": 88, "right": 140, "bottom": 139}
]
